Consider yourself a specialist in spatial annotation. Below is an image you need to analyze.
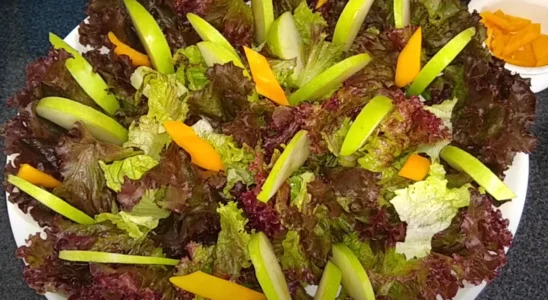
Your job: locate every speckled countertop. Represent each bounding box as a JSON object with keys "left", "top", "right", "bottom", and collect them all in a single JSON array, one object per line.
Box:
[{"left": 0, "top": 1, "right": 547, "bottom": 299}]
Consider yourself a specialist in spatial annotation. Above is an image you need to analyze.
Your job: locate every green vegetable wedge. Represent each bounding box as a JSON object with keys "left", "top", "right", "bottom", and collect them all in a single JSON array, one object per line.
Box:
[
  {"left": 249, "top": 232, "right": 291, "bottom": 300},
  {"left": 340, "top": 95, "right": 394, "bottom": 156},
  {"left": 257, "top": 130, "right": 310, "bottom": 202},
  {"left": 332, "top": 0, "right": 376, "bottom": 51},
  {"left": 407, "top": 27, "right": 476, "bottom": 96},
  {"left": 124, "top": 0, "right": 174, "bottom": 74},
  {"left": 331, "top": 244, "right": 375, "bottom": 300},
  {"left": 59, "top": 250, "right": 179, "bottom": 265},
  {"left": 8, "top": 175, "right": 94, "bottom": 225},
  {"left": 49, "top": 33, "right": 120, "bottom": 115},
  {"left": 187, "top": 13, "right": 239, "bottom": 56},
  {"left": 440, "top": 145, "right": 516, "bottom": 200},
  {"left": 289, "top": 53, "right": 371, "bottom": 105},
  {"left": 252, "top": 0, "right": 275, "bottom": 44},
  {"left": 315, "top": 261, "right": 342, "bottom": 300}
]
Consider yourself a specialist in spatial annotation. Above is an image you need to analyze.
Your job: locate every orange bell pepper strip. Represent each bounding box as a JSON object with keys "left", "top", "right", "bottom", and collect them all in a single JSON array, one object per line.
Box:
[
  {"left": 16, "top": 164, "right": 62, "bottom": 188},
  {"left": 170, "top": 272, "right": 266, "bottom": 300},
  {"left": 504, "top": 43, "right": 537, "bottom": 67},
  {"left": 107, "top": 32, "right": 152, "bottom": 67},
  {"left": 395, "top": 27, "right": 422, "bottom": 88},
  {"left": 502, "top": 23, "right": 541, "bottom": 57},
  {"left": 532, "top": 34, "right": 548, "bottom": 61},
  {"left": 163, "top": 121, "right": 224, "bottom": 172},
  {"left": 316, "top": 0, "right": 327, "bottom": 9},
  {"left": 398, "top": 154, "right": 430, "bottom": 181},
  {"left": 243, "top": 46, "right": 289, "bottom": 106},
  {"left": 480, "top": 12, "right": 513, "bottom": 31}
]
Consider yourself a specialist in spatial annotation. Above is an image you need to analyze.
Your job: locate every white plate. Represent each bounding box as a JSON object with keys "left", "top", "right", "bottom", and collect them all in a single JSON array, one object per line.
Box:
[{"left": 6, "top": 23, "right": 530, "bottom": 300}]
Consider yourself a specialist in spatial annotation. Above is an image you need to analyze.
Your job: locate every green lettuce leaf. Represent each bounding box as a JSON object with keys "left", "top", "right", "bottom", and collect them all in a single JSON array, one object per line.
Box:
[
  {"left": 417, "top": 98, "right": 458, "bottom": 161},
  {"left": 214, "top": 202, "right": 252, "bottom": 278},
  {"left": 95, "top": 189, "right": 170, "bottom": 238},
  {"left": 100, "top": 155, "right": 158, "bottom": 192},
  {"left": 293, "top": 1, "right": 328, "bottom": 45},
  {"left": 269, "top": 58, "right": 297, "bottom": 89},
  {"left": 175, "top": 242, "right": 215, "bottom": 276},
  {"left": 280, "top": 230, "right": 310, "bottom": 273},
  {"left": 342, "top": 232, "right": 377, "bottom": 270},
  {"left": 173, "top": 45, "right": 209, "bottom": 91},
  {"left": 289, "top": 171, "right": 316, "bottom": 212},
  {"left": 123, "top": 116, "right": 171, "bottom": 160},
  {"left": 322, "top": 117, "right": 351, "bottom": 156},
  {"left": 390, "top": 163, "right": 471, "bottom": 259},
  {"left": 193, "top": 120, "right": 255, "bottom": 197}
]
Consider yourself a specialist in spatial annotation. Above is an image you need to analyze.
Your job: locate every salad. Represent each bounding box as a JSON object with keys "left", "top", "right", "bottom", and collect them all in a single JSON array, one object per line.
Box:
[{"left": 2, "top": 0, "right": 538, "bottom": 299}]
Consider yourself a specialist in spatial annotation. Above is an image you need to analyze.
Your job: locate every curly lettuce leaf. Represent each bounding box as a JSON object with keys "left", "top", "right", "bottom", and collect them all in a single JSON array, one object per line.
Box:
[
  {"left": 175, "top": 242, "right": 215, "bottom": 276},
  {"left": 416, "top": 98, "right": 458, "bottom": 160},
  {"left": 321, "top": 117, "right": 351, "bottom": 156},
  {"left": 289, "top": 171, "right": 316, "bottom": 212},
  {"left": 173, "top": 45, "right": 209, "bottom": 91},
  {"left": 100, "top": 155, "right": 158, "bottom": 192},
  {"left": 214, "top": 202, "right": 252, "bottom": 278},
  {"left": 123, "top": 116, "right": 171, "bottom": 160},
  {"left": 390, "top": 163, "right": 471, "bottom": 259},
  {"left": 293, "top": 1, "right": 328, "bottom": 45}
]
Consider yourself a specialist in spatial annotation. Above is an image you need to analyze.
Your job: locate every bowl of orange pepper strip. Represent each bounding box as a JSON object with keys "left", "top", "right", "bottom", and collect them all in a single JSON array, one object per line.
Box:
[{"left": 478, "top": 5, "right": 548, "bottom": 74}]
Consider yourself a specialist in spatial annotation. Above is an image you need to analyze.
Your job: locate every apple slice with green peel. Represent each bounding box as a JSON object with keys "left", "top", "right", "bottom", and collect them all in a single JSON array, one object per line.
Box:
[
  {"left": 440, "top": 145, "right": 516, "bottom": 200},
  {"left": 257, "top": 130, "right": 310, "bottom": 202},
  {"left": 187, "top": 13, "right": 239, "bottom": 57},
  {"left": 59, "top": 250, "right": 179, "bottom": 265},
  {"left": 7, "top": 175, "right": 94, "bottom": 225},
  {"left": 315, "top": 261, "right": 342, "bottom": 300},
  {"left": 407, "top": 27, "right": 476, "bottom": 96},
  {"left": 289, "top": 53, "right": 371, "bottom": 105},
  {"left": 124, "top": 0, "right": 174, "bottom": 74},
  {"left": 331, "top": 244, "right": 375, "bottom": 300},
  {"left": 267, "top": 12, "right": 304, "bottom": 74},
  {"left": 49, "top": 33, "right": 120, "bottom": 115},
  {"left": 252, "top": 0, "right": 274, "bottom": 44},
  {"left": 197, "top": 41, "right": 249, "bottom": 77},
  {"left": 249, "top": 232, "right": 291, "bottom": 300},
  {"left": 36, "top": 97, "right": 128, "bottom": 145},
  {"left": 340, "top": 95, "right": 394, "bottom": 157},
  {"left": 394, "top": 0, "right": 410, "bottom": 28},
  {"left": 332, "top": 0, "right": 376, "bottom": 51}
]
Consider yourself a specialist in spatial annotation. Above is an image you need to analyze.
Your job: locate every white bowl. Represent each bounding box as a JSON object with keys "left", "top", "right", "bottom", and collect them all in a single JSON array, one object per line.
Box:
[{"left": 469, "top": 0, "right": 548, "bottom": 92}]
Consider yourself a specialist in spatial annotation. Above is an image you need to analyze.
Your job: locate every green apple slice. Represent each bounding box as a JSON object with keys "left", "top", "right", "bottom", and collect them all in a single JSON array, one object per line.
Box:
[
  {"left": 257, "top": 130, "right": 310, "bottom": 202},
  {"left": 289, "top": 53, "right": 371, "bottom": 105},
  {"left": 186, "top": 13, "right": 239, "bottom": 57},
  {"left": 340, "top": 95, "right": 394, "bottom": 156},
  {"left": 59, "top": 250, "right": 179, "bottom": 265},
  {"left": 330, "top": 244, "right": 375, "bottom": 300},
  {"left": 124, "top": 0, "right": 174, "bottom": 74},
  {"left": 197, "top": 41, "right": 249, "bottom": 77},
  {"left": 332, "top": 0, "right": 376, "bottom": 51},
  {"left": 394, "top": 0, "right": 410, "bottom": 28},
  {"left": 36, "top": 97, "right": 128, "bottom": 145},
  {"left": 315, "top": 261, "right": 342, "bottom": 300},
  {"left": 267, "top": 12, "right": 304, "bottom": 74},
  {"left": 7, "top": 175, "right": 94, "bottom": 225},
  {"left": 249, "top": 232, "right": 291, "bottom": 300},
  {"left": 407, "top": 27, "right": 476, "bottom": 96},
  {"left": 252, "top": 0, "right": 274, "bottom": 44},
  {"left": 49, "top": 33, "right": 120, "bottom": 115},
  {"left": 440, "top": 145, "right": 516, "bottom": 200}
]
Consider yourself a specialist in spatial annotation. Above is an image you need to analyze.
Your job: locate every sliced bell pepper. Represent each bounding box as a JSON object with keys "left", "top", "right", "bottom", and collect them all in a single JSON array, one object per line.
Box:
[
  {"left": 398, "top": 154, "right": 430, "bottom": 181},
  {"left": 243, "top": 46, "right": 289, "bottom": 106},
  {"left": 108, "top": 32, "right": 152, "bottom": 67},
  {"left": 502, "top": 23, "right": 541, "bottom": 57},
  {"left": 395, "top": 27, "right": 422, "bottom": 88},
  {"left": 16, "top": 164, "right": 62, "bottom": 189}
]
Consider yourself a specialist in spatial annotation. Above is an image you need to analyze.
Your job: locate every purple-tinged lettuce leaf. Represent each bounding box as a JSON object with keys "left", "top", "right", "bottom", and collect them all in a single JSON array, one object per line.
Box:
[{"left": 175, "top": 242, "right": 215, "bottom": 276}]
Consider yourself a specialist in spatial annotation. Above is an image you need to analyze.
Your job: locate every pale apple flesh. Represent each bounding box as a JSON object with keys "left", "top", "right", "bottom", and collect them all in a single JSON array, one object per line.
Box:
[
  {"left": 332, "top": 0, "right": 376, "bottom": 51},
  {"left": 440, "top": 145, "right": 516, "bottom": 200},
  {"left": 249, "top": 232, "right": 292, "bottom": 300},
  {"left": 257, "top": 130, "right": 310, "bottom": 202},
  {"left": 330, "top": 244, "right": 375, "bottom": 300},
  {"left": 7, "top": 175, "right": 95, "bottom": 225},
  {"left": 315, "top": 261, "right": 342, "bottom": 300},
  {"left": 124, "top": 0, "right": 174, "bottom": 74},
  {"left": 340, "top": 95, "right": 394, "bottom": 157},
  {"left": 252, "top": 0, "right": 274, "bottom": 44},
  {"left": 187, "top": 13, "right": 239, "bottom": 56},
  {"left": 36, "top": 97, "right": 128, "bottom": 145},
  {"left": 267, "top": 12, "right": 304, "bottom": 74},
  {"left": 289, "top": 53, "right": 371, "bottom": 105},
  {"left": 49, "top": 33, "right": 120, "bottom": 115},
  {"left": 197, "top": 41, "right": 250, "bottom": 77}
]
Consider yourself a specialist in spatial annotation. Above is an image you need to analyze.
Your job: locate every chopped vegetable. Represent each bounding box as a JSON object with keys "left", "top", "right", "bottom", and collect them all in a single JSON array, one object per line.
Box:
[
  {"left": 163, "top": 120, "right": 224, "bottom": 172},
  {"left": 7, "top": 175, "right": 94, "bottom": 225},
  {"left": 395, "top": 27, "right": 422, "bottom": 88},
  {"left": 59, "top": 250, "right": 179, "bottom": 265},
  {"left": 331, "top": 243, "right": 375, "bottom": 300},
  {"left": 244, "top": 46, "right": 288, "bottom": 106},
  {"left": 107, "top": 32, "right": 151, "bottom": 67},
  {"left": 332, "top": 0, "right": 376, "bottom": 51},
  {"left": 16, "top": 164, "right": 62, "bottom": 189},
  {"left": 170, "top": 271, "right": 266, "bottom": 300},
  {"left": 398, "top": 154, "right": 430, "bottom": 181},
  {"left": 187, "top": 13, "right": 239, "bottom": 57},
  {"left": 315, "top": 261, "right": 342, "bottom": 300}
]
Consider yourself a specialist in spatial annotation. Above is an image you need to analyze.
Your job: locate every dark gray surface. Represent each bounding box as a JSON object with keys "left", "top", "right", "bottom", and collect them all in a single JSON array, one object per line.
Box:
[{"left": 0, "top": 1, "right": 547, "bottom": 299}]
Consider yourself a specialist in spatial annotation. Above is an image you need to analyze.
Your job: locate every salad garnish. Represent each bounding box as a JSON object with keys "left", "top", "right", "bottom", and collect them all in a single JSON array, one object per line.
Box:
[{"left": 3, "top": 0, "right": 537, "bottom": 299}]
